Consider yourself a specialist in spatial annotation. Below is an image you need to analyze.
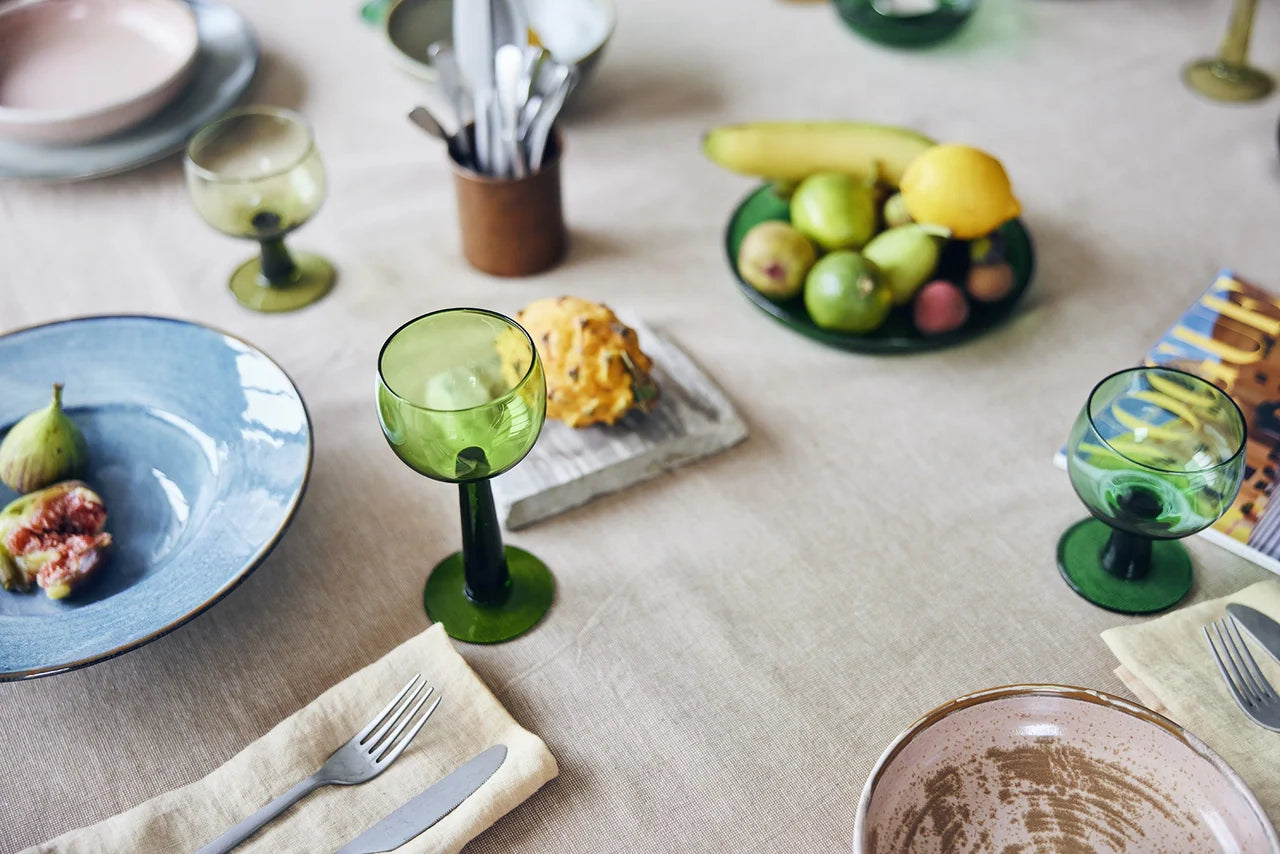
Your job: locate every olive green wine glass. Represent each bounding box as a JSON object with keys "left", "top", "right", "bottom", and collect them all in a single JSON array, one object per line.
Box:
[
  {"left": 1059, "top": 367, "right": 1246, "bottom": 614},
  {"left": 185, "top": 106, "right": 336, "bottom": 313},
  {"left": 1183, "top": 0, "right": 1274, "bottom": 102},
  {"left": 377, "top": 308, "right": 553, "bottom": 643}
]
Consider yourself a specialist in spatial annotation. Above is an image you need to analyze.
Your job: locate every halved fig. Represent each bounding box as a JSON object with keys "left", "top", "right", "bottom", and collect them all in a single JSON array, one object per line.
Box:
[{"left": 0, "top": 481, "right": 111, "bottom": 599}]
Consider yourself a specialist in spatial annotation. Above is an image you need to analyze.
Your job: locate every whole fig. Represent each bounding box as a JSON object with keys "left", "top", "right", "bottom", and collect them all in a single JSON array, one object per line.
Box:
[
  {"left": 0, "top": 481, "right": 111, "bottom": 599},
  {"left": 0, "top": 384, "right": 89, "bottom": 494}
]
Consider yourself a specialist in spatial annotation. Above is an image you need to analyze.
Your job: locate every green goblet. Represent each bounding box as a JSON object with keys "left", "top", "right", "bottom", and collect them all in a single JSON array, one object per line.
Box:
[
  {"left": 185, "top": 106, "right": 336, "bottom": 313},
  {"left": 377, "top": 308, "right": 554, "bottom": 643},
  {"left": 1058, "top": 367, "right": 1246, "bottom": 614}
]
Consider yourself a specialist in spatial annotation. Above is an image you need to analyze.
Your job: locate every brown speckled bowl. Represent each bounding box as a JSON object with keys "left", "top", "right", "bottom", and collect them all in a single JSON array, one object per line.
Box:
[{"left": 855, "top": 685, "right": 1279, "bottom": 854}]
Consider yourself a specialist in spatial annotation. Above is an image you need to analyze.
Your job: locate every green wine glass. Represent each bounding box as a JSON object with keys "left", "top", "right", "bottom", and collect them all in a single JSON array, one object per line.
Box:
[
  {"left": 376, "top": 308, "right": 554, "bottom": 644},
  {"left": 834, "top": 0, "right": 977, "bottom": 48},
  {"left": 185, "top": 106, "right": 336, "bottom": 313},
  {"left": 1183, "top": 0, "right": 1274, "bottom": 102},
  {"left": 1058, "top": 367, "right": 1247, "bottom": 614}
]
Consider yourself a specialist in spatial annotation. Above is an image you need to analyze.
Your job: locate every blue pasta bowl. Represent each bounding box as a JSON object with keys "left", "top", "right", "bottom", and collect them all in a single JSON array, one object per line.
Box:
[{"left": 0, "top": 316, "right": 312, "bottom": 680}]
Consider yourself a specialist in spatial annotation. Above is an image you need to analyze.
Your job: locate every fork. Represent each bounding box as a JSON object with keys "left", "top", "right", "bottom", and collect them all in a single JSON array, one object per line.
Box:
[
  {"left": 196, "top": 674, "right": 442, "bottom": 854},
  {"left": 1205, "top": 617, "right": 1280, "bottom": 732}
]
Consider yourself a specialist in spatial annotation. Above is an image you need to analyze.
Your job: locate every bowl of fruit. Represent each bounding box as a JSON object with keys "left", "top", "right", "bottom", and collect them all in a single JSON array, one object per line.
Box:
[{"left": 707, "top": 121, "right": 1034, "bottom": 353}]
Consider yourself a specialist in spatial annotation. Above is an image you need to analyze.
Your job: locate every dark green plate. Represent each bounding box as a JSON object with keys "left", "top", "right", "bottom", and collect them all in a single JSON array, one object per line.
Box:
[{"left": 725, "top": 183, "right": 1035, "bottom": 354}]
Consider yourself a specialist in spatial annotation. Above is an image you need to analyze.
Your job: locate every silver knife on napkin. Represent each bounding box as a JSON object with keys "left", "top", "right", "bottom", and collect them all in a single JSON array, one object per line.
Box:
[
  {"left": 1227, "top": 604, "right": 1280, "bottom": 663},
  {"left": 334, "top": 745, "right": 507, "bottom": 854}
]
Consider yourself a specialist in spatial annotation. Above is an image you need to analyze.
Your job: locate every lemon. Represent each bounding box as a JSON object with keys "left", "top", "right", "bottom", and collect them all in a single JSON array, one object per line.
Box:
[{"left": 898, "top": 144, "right": 1020, "bottom": 239}]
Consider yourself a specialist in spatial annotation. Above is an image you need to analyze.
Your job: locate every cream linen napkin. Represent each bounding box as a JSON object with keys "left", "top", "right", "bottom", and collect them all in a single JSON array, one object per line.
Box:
[
  {"left": 25, "top": 624, "right": 557, "bottom": 854},
  {"left": 1102, "top": 579, "right": 1280, "bottom": 822}
]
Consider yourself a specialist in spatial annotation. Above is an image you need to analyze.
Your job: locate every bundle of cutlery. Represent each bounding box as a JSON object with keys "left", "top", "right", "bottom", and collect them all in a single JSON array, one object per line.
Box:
[{"left": 408, "top": 0, "right": 579, "bottom": 178}]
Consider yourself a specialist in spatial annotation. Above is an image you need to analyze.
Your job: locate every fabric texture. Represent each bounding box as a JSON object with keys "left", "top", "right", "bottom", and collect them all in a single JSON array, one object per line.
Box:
[
  {"left": 1102, "top": 580, "right": 1280, "bottom": 822},
  {"left": 22, "top": 625, "right": 557, "bottom": 853},
  {"left": 2, "top": 0, "right": 1280, "bottom": 850}
]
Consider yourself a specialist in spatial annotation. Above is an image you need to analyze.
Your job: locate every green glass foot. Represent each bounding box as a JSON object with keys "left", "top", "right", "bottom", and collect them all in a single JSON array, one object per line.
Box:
[
  {"left": 424, "top": 546, "right": 554, "bottom": 644},
  {"left": 230, "top": 251, "right": 336, "bottom": 313},
  {"left": 1183, "top": 59, "right": 1275, "bottom": 102},
  {"left": 1057, "top": 518, "right": 1192, "bottom": 615}
]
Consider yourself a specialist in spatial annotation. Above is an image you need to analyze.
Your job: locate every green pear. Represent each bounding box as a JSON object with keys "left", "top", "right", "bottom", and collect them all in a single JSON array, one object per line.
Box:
[
  {"left": 736, "top": 221, "right": 816, "bottom": 301},
  {"left": 861, "top": 224, "right": 947, "bottom": 306}
]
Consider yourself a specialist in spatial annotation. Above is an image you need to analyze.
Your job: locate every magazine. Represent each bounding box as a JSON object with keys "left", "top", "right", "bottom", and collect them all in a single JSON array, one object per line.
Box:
[{"left": 1054, "top": 270, "right": 1280, "bottom": 575}]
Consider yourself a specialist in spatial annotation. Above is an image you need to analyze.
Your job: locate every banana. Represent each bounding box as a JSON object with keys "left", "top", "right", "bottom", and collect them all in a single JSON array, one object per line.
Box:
[{"left": 702, "top": 121, "right": 935, "bottom": 186}]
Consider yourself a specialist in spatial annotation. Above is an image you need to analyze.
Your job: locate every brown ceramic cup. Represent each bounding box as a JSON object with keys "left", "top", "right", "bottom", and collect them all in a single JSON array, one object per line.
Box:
[{"left": 448, "top": 127, "right": 567, "bottom": 277}]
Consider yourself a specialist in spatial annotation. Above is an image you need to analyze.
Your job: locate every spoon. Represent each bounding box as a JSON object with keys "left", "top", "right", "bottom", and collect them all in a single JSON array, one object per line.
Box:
[
  {"left": 407, "top": 106, "right": 449, "bottom": 142},
  {"left": 427, "top": 43, "right": 472, "bottom": 162}
]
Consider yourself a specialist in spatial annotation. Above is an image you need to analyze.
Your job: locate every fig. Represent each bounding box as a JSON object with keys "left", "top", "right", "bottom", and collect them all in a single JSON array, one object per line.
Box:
[
  {"left": 967, "top": 262, "right": 1016, "bottom": 302},
  {"left": 913, "top": 280, "right": 970, "bottom": 336},
  {"left": 0, "top": 384, "right": 89, "bottom": 494},
  {"left": 0, "top": 481, "right": 111, "bottom": 599},
  {"left": 736, "top": 221, "right": 817, "bottom": 301}
]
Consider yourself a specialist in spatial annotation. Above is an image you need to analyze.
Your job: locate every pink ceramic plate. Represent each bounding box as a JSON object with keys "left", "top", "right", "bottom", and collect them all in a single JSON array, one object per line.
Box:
[
  {"left": 855, "top": 685, "right": 1279, "bottom": 853},
  {"left": 0, "top": 0, "right": 198, "bottom": 145}
]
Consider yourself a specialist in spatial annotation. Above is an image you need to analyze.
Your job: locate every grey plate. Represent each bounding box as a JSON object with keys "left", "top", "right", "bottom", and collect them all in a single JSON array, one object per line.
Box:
[{"left": 0, "top": 0, "right": 257, "bottom": 182}]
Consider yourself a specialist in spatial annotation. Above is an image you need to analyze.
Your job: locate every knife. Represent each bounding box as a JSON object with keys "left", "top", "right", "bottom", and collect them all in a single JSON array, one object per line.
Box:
[
  {"left": 333, "top": 745, "right": 507, "bottom": 854},
  {"left": 1226, "top": 604, "right": 1280, "bottom": 664}
]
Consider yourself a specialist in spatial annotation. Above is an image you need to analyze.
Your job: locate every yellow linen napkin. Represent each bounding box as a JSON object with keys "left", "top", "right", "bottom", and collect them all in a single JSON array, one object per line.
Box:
[
  {"left": 25, "top": 624, "right": 557, "bottom": 854},
  {"left": 1102, "top": 579, "right": 1280, "bottom": 823}
]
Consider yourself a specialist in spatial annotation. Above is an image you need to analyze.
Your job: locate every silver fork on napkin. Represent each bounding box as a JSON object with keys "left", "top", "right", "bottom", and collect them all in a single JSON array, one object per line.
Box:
[
  {"left": 196, "top": 675, "right": 442, "bottom": 853},
  {"left": 1205, "top": 617, "right": 1280, "bottom": 731}
]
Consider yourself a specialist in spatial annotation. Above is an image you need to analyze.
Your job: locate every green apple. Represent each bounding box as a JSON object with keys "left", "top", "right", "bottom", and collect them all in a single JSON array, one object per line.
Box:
[
  {"left": 861, "top": 224, "right": 945, "bottom": 306},
  {"left": 803, "top": 251, "right": 891, "bottom": 333},
  {"left": 789, "top": 173, "right": 877, "bottom": 251}
]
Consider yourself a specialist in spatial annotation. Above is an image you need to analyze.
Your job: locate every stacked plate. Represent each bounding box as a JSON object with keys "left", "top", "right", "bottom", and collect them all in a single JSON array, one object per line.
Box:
[{"left": 0, "top": 0, "right": 259, "bottom": 181}]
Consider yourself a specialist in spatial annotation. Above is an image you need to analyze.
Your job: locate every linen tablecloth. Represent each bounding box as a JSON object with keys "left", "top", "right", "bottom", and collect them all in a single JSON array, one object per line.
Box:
[{"left": 2, "top": 0, "right": 1279, "bottom": 850}]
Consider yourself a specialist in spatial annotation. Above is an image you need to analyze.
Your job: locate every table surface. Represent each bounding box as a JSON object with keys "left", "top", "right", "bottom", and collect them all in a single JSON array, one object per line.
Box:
[{"left": 2, "top": 0, "right": 1280, "bottom": 850}]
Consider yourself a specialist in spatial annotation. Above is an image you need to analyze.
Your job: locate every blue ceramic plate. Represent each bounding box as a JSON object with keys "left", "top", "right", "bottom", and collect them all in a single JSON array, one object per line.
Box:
[{"left": 0, "top": 316, "right": 311, "bottom": 680}]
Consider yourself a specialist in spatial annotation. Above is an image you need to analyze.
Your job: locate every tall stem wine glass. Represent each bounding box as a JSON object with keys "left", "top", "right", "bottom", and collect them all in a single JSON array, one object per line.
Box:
[
  {"left": 185, "top": 106, "right": 336, "bottom": 313},
  {"left": 1183, "top": 0, "right": 1274, "bottom": 102},
  {"left": 1058, "top": 367, "right": 1246, "bottom": 614},
  {"left": 377, "top": 308, "right": 554, "bottom": 643}
]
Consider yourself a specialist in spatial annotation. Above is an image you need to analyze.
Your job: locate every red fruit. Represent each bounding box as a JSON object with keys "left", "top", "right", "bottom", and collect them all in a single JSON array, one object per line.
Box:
[{"left": 913, "top": 280, "right": 970, "bottom": 336}]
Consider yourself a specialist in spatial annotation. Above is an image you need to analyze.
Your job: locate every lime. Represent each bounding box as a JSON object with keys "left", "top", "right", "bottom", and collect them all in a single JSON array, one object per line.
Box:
[
  {"left": 790, "top": 173, "right": 877, "bottom": 251},
  {"left": 803, "top": 252, "right": 891, "bottom": 333}
]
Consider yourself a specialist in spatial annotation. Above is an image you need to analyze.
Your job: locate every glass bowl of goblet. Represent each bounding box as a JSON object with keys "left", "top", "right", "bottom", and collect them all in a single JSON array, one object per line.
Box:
[
  {"left": 184, "top": 106, "right": 336, "bottom": 313},
  {"left": 376, "top": 308, "right": 553, "bottom": 644},
  {"left": 1058, "top": 367, "right": 1247, "bottom": 614}
]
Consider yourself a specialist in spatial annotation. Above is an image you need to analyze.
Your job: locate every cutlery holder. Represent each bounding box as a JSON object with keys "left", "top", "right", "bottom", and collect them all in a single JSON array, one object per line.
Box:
[{"left": 448, "top": 126, "right": 567, "bottom": 277}]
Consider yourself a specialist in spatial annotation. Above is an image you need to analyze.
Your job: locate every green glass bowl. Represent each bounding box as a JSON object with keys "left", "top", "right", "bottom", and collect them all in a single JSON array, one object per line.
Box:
[{"left": 724, "top": 183, "right": 1034, "bottom": 354}]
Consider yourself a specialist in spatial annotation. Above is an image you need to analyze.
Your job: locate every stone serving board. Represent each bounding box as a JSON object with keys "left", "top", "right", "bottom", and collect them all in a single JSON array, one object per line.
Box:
[{"left": 492, "top": 320, "right": 748, "bottom": 530}]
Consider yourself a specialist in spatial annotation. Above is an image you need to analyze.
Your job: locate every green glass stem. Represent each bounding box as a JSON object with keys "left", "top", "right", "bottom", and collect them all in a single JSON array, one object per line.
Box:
[
  {"left": 1220, "top": 0, "right": 1257, "bottom": 65},
  {"left": 1100, "top": 528, "right": 1153, "bottom": 581},
  {"left": 456, "top": 448, "right": 511, "bottom": 606},
  {"left": 257, "top": 236, "right": 297, "bottom": 285}
]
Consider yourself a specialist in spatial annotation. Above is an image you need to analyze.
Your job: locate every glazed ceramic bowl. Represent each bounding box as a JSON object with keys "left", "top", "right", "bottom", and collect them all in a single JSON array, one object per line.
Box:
[
  {"left": 0, "top": 0, "right": 199, "bottom": 145},
  {"left": 0, "top": 316, "right": 311, "bottom": 680},
  {"left": 383, "top": 0, "right": 614, "bottom": 90},
  {"left": 854, "top": 685, "right": 1278, "bottom": 853}
]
